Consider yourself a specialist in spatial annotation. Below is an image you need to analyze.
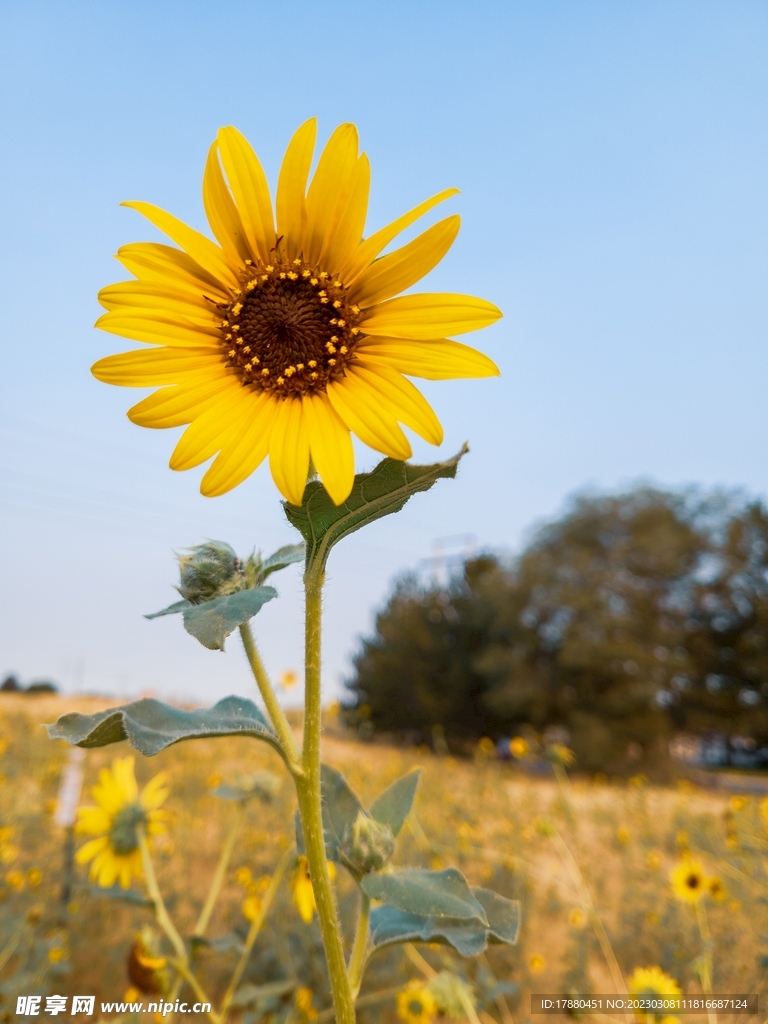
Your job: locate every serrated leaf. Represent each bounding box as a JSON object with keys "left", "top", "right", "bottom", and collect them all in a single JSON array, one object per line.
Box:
[
  {"left": 361, "top": 868, "right": 488, "bottom": 923},
  {"left": 89, "top": 884, "right": 153, "bottom": 908},
  {"left": 295, "top": 764, "right": 363, "bottom": 861},
  {"left": 47, "top": 695, "right": 283, "bottom": 758},
  {"left": 284, "top": 446, "right": 468, "bottom": 574},
  {"left": 145, "top": 599, "right": 191, "bottom": 619},
  {"left": 260, "top": 544, "right": 305, "bottom": 580},
  {"left": 370, "top": 769, "right": 421, "bottom": 837},
  {"left": 368, "top": 905, "right": 489, "bottom": 957},
  {"left": 182, "top": 586, "right": 277, "bottom": 651},
  {"left": 472, "top": 888, "right": 521, "bottom": 944}
]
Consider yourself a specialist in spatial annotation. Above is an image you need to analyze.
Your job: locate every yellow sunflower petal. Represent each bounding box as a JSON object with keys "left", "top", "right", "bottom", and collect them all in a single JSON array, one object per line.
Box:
[
  {"left": 203, "top": 141, "right": 252, "bottom": 266},
  {"left": 140, "top": 772, "right": 170, "bottom": 811},
  {"left": 320, "top": 153, "right": 370, "bottom": 274},
  {"left": 304, "top": 124, "right": 359, "bottom": 268},
  {"left": 269, "top": 397, "right": 310, "bottom": 504},
  {"left": 113, "top": 757, "right": 139, "bottom": 803},
  {"left": 351, "top": 215, "right": 460, "bottom": 308},
  {"left": 92, "top": 347, "right": 224, "bottom": 387},
  {"left": 217, "top": 126, "right": 275, "bottom": 264},
  {"left": 95, "top": 311, "right": 222, "bottom": 349},
  {"left": 201, "top": 392, "right": 279, "bottom": 497},
  {"left": 128, "top": 377, "right": 237, "bottom": 428},
  {"left": 96, "top": 853, "right": 119, "bottom": 889},
  {"left": 361, "top": 293, "right": 502, "bottom": 339},
  {"left": 75, "top": 807, "right": 111, "bottom": 835},
  {"left": 98, "top": 281, "right": 219, "bottom": 320},
  {"left": 116, "top": 242, "right": 228, "bottom": 301},
  {"left": 339, "top": 188, "right": 459, "bottom": 286},
  {"left": 169, "top": 386, "right": 255, "bottom": 470},
  {"left": 349, "top": 362, "right": 443, "bottom": 445},
  {"left": 302, "top": 392, "right": 355, "bottom": 505},
  {"left": 327, "top": 375, "right": 412, "bottom": 460},
  {"left": 355, "top": 337, "right": 500, "bottom": 380},
  {"left": 75, "top": 836, "right": 109, "bottom": 864},
  {"left": 118, "top": 859, "right": 133, "bottom": 890},
  {"left": 276, "top": 118, "right": 317, "bottom": 261},
  {"left": 121, "top": 201, "right": 239, "bottom": 291}
]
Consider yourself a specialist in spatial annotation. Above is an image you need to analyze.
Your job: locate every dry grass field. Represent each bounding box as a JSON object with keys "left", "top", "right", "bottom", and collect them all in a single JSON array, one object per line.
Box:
[{"left": 1, "top": 693, "right": 766, "bottom": 1023}]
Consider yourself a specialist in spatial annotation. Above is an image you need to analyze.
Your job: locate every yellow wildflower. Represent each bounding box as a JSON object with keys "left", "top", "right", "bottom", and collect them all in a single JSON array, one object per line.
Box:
[
  {"left": 616, "top": 825, "right": 630, "bottom": 844},
  {"left": 529, "top": 954, "right": 546, "bottom": 973},
  {"left": 242, "top": 896, "right": 262, "bottom": 922},
  {"left": 509, "top": 737, "right": 530, "bottom": 759},
  {"left": 292, "top": 855, "right": 336, "bottom": 923},
  {"left": 6, "top": 869, "right": 24, "bottom": 891},
  {"left": 235, "top": 865, "right": 253, "bottom": 887},
  {"left": 397, "top": 981, "right": 436, "bottom": 1024},
  {"left": 27, "top": 867, "right": 42, "bottom": 887},
  {"left": 280, "top": 670, "right": 299, "bottom": 689},
  {"left": 295, "top": 988, "right": 319, "bottom": 1022},
  {"left": 628, "top": 966, "right": 681, "bottom": 1024},
  {"left": 670, "top": 858, "right": 707, "bottom": 904},
  {"left": 707, "top": 876, "right": 726, "bottom": 901},
  {"left": 646, "top": 851, "right": 661, "bottom": 869}
]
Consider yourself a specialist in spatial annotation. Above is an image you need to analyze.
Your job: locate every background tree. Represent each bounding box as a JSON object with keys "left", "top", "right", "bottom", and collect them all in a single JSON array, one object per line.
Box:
[{"left": 345, "top": 487, "right": 768, "bottom": 771}]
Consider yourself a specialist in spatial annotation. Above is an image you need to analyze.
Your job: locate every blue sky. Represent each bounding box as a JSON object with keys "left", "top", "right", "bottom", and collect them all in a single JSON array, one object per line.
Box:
[{"left": 2, "top": 1, "right": 767, "bottom": 704}]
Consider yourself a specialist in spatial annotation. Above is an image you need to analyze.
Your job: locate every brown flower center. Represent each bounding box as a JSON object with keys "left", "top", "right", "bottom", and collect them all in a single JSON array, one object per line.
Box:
[{"left": 220, "top": 258, "right": 362, "bottom": 396}]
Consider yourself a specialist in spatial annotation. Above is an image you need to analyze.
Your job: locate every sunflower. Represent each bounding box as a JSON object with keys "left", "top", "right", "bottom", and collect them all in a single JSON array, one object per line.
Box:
[
  {"left": 669, "top": 858, "right": 707, "bottom": 904},
  {"left": 75, "top": 756, "right": 169, "bottom": 889},
  {"left": 627, "top": 965, "right": 681, "bottom": 1024},
  {"left": 396, "top": 981, "right": 437, "bottom": 1024},
  {"left": 92, "top": 121, "right": 502, "bottom": 505}
]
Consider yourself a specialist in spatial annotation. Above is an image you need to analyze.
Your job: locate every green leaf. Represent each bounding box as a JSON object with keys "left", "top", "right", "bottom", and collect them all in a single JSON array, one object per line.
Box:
[
  {"left": 370, "top": 769, "right": 421, "bottom": 837},
  {"left": 361, "top": 868, "right": 488, "bottom": 923},
  {"left": 89, "top": 884, "right": 153, "bottom": 908},
  {"left": 212, "top": 771, "right": 281, "bottom": 803},
  {"left": 145, "top": 599, "right": 191, "bottom": 619},
  {"left": 284, "top": 445, "right": 468, "bottom": 574},
  {"left": 295, "top": 764, "right": 363, "bottom": 861},
  {"left": 182, "top": 586, "right": 277, "bottom": 651},
  {"left": 473, "top": 887, "right": 521, "bottom": 945},
  {"left": 47, "top": 695, "right": 283, "bottom": 758},
  {"left": 368, "top": 887, "right": 520, "bottom": 958},
  {"left": 260, "top": 543, "right": 305, "bottom": 580}
]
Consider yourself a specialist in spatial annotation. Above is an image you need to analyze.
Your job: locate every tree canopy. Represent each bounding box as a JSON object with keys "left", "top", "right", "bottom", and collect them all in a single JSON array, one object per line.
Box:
[{"left": 344, "top": 487, "right": 768, "bottom": 770}]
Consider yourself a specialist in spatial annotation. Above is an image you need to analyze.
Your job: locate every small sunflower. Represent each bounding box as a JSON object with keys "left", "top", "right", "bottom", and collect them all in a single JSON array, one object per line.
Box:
[
  {"left": 396, "top": 981, "right": 437, "bottom": 1024},
  {"left": 627, "top": 966, "right": 681, "bottom": 1024},
  {"left": 75, "top": 756, "right": 169, "bottom": 889},
  {"left": 669, "top": 858, "right": 706, "bottom": 904},
  {"left": 92, "top": 121, "right": 502, "bottom": 506}
]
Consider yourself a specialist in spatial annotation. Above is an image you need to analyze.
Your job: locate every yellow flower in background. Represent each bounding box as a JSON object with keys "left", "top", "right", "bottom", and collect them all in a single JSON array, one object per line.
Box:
[
  {"left": 235, "top": 865, "right": 253, "bottom": 887},
  {"left": 295, "top": 987, "right": 319, "bottom": 1022},
  {"left": 628, "top": 966, "right": 681, "bottom": 1024},
  {"left": 396, "top": 981, "right": 436, "bottom": 1024},
  {"left": 280, "top": 670, "right": 299, "bottom": 690},
  {"left": 729, "top": 795, "right": 748, "bottom": 812},
  {"left": 6, "top": 869, "right": 24, "bottom": 891},
  {"left": 92, "top": 121, "right": 502, "bottom": 506},
  {"left": 616, "top": 825, "right": 631, "bottom": 844},
  {"left": 509, "top": 737, "right": 530, "bottom": 759},
  {"left": 76, "top": 756, "right": 170, "bottom": 889},
  {"left": 529, "top": 954, "right": 546, "bottom": 973},
  {"left": 292, "top": 854, "right": 336, "bottom": 923},
  {"left": 27, "top": 867, "right": 42, "bottom": 888},
  {"left": 670, "top": 858, "right": 706, "bottom": 904},
  {"left": 646, "top": 851, "right": 662, "bottom": 869},
  {"left": 242, "top": 895, "right": 262, "bottom": 922},
  {"left": 568, "top": 908, "right": 587, "bottom": 929},
  {"left": 707, "top": 876, "right": 726, "bottom": 901}
]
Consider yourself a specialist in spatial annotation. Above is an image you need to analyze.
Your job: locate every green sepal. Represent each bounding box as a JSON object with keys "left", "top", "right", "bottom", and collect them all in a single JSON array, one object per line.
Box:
[
  {"left": 89, "top": 884, "right": 153, "bottom": 908},
  {"left": 145, "top": 599, "right": 190, "bottom": 619},
  {"left": 368, "top": 886, "right": 520, "bottom": 957},
  {"left": 47, "top": 695, "right": 283, "bottom": 758},
  {"left": 370, "top": 769, "right": 421, "bottom": 837},
  {"left": 284, "top": 446, "right": 468, "bottom": 575},
  {"left": 181, "top": 586, "right": 276, "bottom": 651},
  {"left": 295, "top": 764, "right": 363, "bottom": 861},
  {"left": 361, "top": 868, "right": 488, "bottom": 922}
]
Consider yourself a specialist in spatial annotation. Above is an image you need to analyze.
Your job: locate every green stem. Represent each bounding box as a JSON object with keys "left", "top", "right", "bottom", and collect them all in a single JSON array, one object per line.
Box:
[
  {"left": 219, "top": 845, "right": 295, "bottom": 1019},
  {"left": 295, "top": 569, "right": 356, "bottom": 1024},
  {"left": 347, "top": 892, "right": 371, "bottom": 999},
  {"left": 138, "top": 830, "right": 220, "bottom": 1024},
  {"left": 193, "top": 804, "right": 242, "bottom": 938},
  {"left": 239, "top": 621, "right": 302, "bottom": 773}
]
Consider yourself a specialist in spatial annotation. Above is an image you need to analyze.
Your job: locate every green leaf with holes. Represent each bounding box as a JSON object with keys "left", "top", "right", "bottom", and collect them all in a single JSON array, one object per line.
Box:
[
  {"left": 47, "top": 695, "right": 283, "bottom": 758},
  {"left": 284, "top": 445, "right": 468, "bottom": 574},
  {"left": 370, "top": 769, "right": 421, "bottom": 837}
]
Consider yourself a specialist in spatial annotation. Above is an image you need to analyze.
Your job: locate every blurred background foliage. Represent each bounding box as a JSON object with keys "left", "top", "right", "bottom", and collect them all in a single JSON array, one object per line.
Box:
[{"left": 345, "top": 486, "right": 768, "bottom": 771}]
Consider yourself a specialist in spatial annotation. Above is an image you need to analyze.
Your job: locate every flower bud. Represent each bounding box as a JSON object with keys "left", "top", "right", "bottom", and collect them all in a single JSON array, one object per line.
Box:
[
  {"left": 176, "top": 541, "right": 240, "bottom": 603},
  {"left": 340, "top": 811, "right": 395, "bottom": 875},
  {"left": 427, "top": 972, "right": 476, "bottom": 1021}
]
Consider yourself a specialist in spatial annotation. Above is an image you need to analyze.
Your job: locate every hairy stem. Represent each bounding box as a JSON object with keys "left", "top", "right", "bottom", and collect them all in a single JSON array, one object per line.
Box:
[
  {"left": 239, "top": 621, "right": 302, "bottom": 773},
  {"left": 194, "top": 805, "right": 242, "bottom": 938},
  {"left": 219, "top": 845, "right": 295, "bottom": 1019},
  {"left": 347, "top": 892, "right": 371, "bottom": 999},
  {"left": 295, "top": 569, "right": 356, "bottom": 1024},
  {"left": 138, "top": 831, "right": 219, "bottom": 1024}
]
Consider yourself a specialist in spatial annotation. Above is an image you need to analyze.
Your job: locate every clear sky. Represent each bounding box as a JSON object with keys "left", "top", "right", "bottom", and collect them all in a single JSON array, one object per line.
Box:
[{"left": 2, "top": 1, "right": 767, "bottom": 705}]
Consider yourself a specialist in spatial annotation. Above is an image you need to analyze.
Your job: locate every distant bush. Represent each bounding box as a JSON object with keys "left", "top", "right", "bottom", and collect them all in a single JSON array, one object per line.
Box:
[{"left": 345, "top": 487, "right": 768, "bottom": 771}]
